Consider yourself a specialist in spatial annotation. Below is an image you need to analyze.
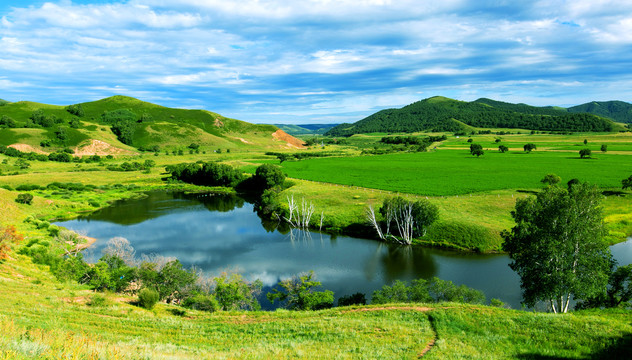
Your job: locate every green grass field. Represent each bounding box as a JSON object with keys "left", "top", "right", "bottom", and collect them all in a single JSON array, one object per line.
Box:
[{"left": 278, "top": 149, "right": 631, "bottom": 196}]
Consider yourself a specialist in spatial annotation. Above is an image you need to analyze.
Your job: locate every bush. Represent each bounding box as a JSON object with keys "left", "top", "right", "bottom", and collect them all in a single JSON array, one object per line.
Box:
[
  {"left": 15, "top": 193, "right": 33, "bottom": 205},
  {"left": 182, "top": 293, "right": 219, "bottom": 312},
  {"left": 138, "top": 288, "right": 159, "bottom": 309},
  {"left": 88, "top": 294, "right": 107, "bottom": 307},
  {"left": 372, "top": 277, "right": 485, "bottom": 305},
  {"left": 338, "top": 292, "right": 367, "bottom": 307}
]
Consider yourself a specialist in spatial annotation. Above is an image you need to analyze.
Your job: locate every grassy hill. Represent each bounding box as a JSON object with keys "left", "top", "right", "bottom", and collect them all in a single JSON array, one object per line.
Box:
[
  {"left": 568, "top": 100, "right": 632, "bottom": 124},
  {"left": 273, "top": 123, "right": 339, "bottom": 136},
  {"left": 0, "top": 95, "right": 303, "bottom": 154},
  {"left": 1, "top": 250, "right": 631, "bottom": 359},
  {"left": 326, "top": 96, "right": 622, "bottom": 136}
]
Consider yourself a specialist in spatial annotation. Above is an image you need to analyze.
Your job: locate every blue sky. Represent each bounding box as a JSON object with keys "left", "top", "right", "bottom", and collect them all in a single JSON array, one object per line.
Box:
[{"left": 1, "top": 0, "right": 631, "bottom": 124}]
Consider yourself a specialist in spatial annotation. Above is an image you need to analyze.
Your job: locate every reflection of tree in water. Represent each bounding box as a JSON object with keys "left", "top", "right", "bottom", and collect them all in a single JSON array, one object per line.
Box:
[
  {"left": 194, "top": 193, "right": 245, "bottom": 212},
  {"left": 364, "top": 243, "right": 437, "bottom": 284}
]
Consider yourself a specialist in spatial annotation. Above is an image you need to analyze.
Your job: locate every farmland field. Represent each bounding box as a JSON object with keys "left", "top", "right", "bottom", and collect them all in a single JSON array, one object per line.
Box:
[{"left": 279, "top": 149, "right": 632, "bottom": 196}]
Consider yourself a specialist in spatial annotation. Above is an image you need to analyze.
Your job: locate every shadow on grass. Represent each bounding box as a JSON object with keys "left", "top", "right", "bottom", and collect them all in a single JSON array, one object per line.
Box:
[
  {"left": 516, "top": 333, "right": 632, "bottom": 360},
  {"left": 517, "top": 190, "right": 539, "bottom": 195},
  {"left": 602, "top": 190, "right": 626, "bottom": 197}
]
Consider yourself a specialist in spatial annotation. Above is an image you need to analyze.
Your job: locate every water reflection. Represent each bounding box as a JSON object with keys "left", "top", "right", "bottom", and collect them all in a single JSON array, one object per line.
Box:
[{"left": 57, "top": 191, "right": 589, "bottom": 308}]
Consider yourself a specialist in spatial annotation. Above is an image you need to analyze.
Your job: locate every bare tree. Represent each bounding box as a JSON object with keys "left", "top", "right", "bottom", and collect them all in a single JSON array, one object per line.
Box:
[
  {"left": 284, "top": 195, "right": 315, "bottom": 229},
  {"left": 103, "top": 237, "right": 136, "bottom": 266},
  {"left": 365, "top": 204, "right": 384, "bottom": 240}
]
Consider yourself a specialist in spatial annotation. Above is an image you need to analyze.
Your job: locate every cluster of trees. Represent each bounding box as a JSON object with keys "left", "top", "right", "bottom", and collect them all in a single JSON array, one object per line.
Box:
[
  {"left": 106, "top": 160, "right": 155, "bottom": 172},
  {"left": 366, "top": 196, "right": 439, "bottom": 245},
  {"left": 100, "top": 109, "right": 137, "bottom": 145},
  {"left": 166, "top": 162, "right": 286, "bottom": 193},
  {"left": 372, "top": 277, "right": 486, "bottom": 305},
  {"left": 0, "top": 146, "right": 111, "bottom": 165},
  {"left": 265, "top": 151, "right": 340, "bottom": 163},
  {"left": 326, "top": 98, "right": 614, "bottom": 136},
  {"left": 469, "top": 143, "right": 484, "bottom": 157},
  {"left": 502, "top": 178, "right": 631, "bottom": 313}
]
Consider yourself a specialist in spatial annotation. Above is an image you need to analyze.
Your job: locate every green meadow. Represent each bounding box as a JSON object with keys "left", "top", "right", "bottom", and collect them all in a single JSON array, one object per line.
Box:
[{"left": 279, "top": 149, "right": 630, "bottom": 196}]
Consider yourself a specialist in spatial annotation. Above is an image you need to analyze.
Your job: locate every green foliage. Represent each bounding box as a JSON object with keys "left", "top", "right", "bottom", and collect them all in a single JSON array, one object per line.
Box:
[
  {"left": 137, "top": 288, "right": 160, "bottom": 310},
  {"left": 579, "top": 148, "right": 592, "bottom": 158},
  {"left": 0, "top": 115, "right": 17, "bottom": 128},
  {"left": 100, "top": 109, "right": 137, "bottom": 145},
  {"left": 623, "top": 175, "right": 632, "bottom": 190},
  {"left": 267, "top": 271, "right": 334, "bottom": 310},
  {"left": 337, "top": 292, "right": 367, "bottom": 306},
  {"left": 154, "top": 260, "right": 197, "bottom": 303},
  {"left": 65, "top": 104, "right": 85, "bottom": 117},
  {"left": 326, "top": 96, "right": 615, "bottom": 136},
  {"left": 182, "top": 293, "right": 219, "bottom": 312},
  {"left": 498, "top": 144, "right": 508, "bottom": 153},
  {"left": 166, "top": 161, "right": 244, "bottom": 187},
  {"left": 88, "top": 293, "right": 107, "bottom": 307},
  {"left": 15, "top": 193, "right": 33, "bottom": 205},
  {"left": 601, "top": 144, "right": 608, "bottom": 152},
  {"left": 568, "top": 100, "right": 632, "bottom": 124},
  {"left": 576, "top": 264, "right": 632, "bottom": 310},
  {"left": 523, "top": 143, "right": 537, "bottom": 152},
  {"left": 502, "top": 182, "right": 611, "bottom": 313},
  {"left": 540, "top": 173, "right": 561, "bottom": 186},
  {"left": 213, "top": 272, "right": 262, "bottom": 311},
  {"left": 254, "top": 163, "right": 286, "bottom": 190},
  {"left": 371, "top": 277, "right": 485, "bottom": 305}
]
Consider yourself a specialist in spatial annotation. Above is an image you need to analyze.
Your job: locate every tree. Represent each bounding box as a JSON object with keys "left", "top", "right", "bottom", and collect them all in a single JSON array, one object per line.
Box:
[
  {"left": 583, "top": 139, "right": 588, "bottom": 145},
  {"left": 471, "top": 148, "right": 484, "bottom": 157},
  {"left": 469, "top": 143, "right": 482, "bottom": 154},
  {"left": 498, "top": 145, "right": 509, "bottom": 153},
  {"left": 213, "top": 272, "right": 262, "bottom": 311},
  {"left": 501, "top": 182, "right": 611, "bottom": 313},
  {"left": 601, "top": 144, "right": 608, "bottom": 152},
  {"left": 579, "top": 148, "right": 592, "bottom": 158},
  {"left": 267, "top": 271, "right": 334, "bottom": 310},
  {"left": 523, "top": 143, "right": 537, "bottom": 153},
  {"left": 621, "top": 175, "right": 632, "bottom": 190},
  {"left": 15, "top": 193, "right": 33, "bottom": 205},
  {"left": 253, "top": 164, "right": 285, "bottom": 190},
  {"left": 576, "top": 264, "right": 632, "bottom": 309},
  {"left": 540, "top": 173, "right": 561, "bottom": 186}
]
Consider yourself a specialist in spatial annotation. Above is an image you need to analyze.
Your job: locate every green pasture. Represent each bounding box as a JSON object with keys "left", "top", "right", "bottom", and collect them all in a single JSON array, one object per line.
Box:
[{"left": 279, "top": 150, "right": 632, "bottom": 196}]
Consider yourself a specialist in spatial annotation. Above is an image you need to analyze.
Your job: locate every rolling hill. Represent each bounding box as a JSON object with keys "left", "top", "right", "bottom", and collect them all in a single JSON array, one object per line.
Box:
[
  {"left": 568, "top": 100, "right": 632, "bottom": 124},
  {"left": 325, "top": 96, "right": 623, "bottom": 136},
  {"left": 0, "top": 95, "right": 304, "bottom": 155},
  {"left": 272, "top": 123, "right": 339, "bottom": 136}
]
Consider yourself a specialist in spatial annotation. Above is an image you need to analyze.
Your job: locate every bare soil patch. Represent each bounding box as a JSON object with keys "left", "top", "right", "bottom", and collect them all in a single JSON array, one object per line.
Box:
[
  {"left": 272, "top": 129, "right": 306, "bottom": 149},
  {"left": 73, "top": 139, "right": 135, "bottom": 156},
  {"left": 8, "top": 144, "right": 48, "bottom": 154}
]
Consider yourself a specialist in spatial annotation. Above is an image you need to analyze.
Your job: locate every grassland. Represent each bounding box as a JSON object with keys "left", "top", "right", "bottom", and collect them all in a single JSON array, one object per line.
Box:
[{"left": 1, "top": 253, "right": 631, "bottom": 359}]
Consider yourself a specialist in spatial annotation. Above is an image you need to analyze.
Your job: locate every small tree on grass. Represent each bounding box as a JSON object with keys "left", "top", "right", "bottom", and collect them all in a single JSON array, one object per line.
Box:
[
  {"left": 498, "top": 145, "right": 509, "bottom": 153},
  {"left": 601, "top": 144, "right": 608, "bottom": 152},
  {"left": 469, "top": 143, "right": 482, "bottom": 155},
  {"left": 213, "top": 272, "right": 263, "bottom": 311},
  {"left": 540, "top": 173, "right": 561, "bottom": 187},
  {"left": 15, "top": 193, "right": 33, "bottom": 205},
  {"left": 579, "top": 148, "right": 592, "bottom": 158},
  {"left": 471, "top": 148, "right": 484, "bottom": 157},
  {"left": 138, "top": 288, "right": 159, "bottom": 309},
  {"left": 502, "top": 182, "right": 611, "bottom": 313},
  {"left": 621, "top": 175, "right": 632, "bottom": 190},
  {"left": 523, "top": 143, "right": 537, "bottom": 153},
  {"left": 267, "top": 271, "right": 334, "bottom": 310}
]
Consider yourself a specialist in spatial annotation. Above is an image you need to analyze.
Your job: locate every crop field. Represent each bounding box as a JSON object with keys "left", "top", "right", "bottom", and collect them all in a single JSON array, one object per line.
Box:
[{"left": 279, "top": 149, "right": 632, "bottom": 196}]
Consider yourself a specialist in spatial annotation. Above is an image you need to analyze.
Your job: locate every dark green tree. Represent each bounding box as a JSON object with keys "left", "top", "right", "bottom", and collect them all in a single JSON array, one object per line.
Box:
[
  {"left": 498, "top": 145, "right": 509, "bottom": 153},
  {"left": 501, "top": 182, "right": 611, "bottom": 313},
  {"left": 213, "top": 272, "right": 262, "bottom": 311},
  {"left": 253, "top": 164, "right": 285, "bottom": 190},
  {"left": 471, "top": 148, "right": 484, "bottom": 157},
  {"left": 540, "top": 173, "right": 561, "bottom": 186},
  {"left": 469, "top": 143, "right": 482, "bottom": 154},
  {"left": 579, "top": 148, "right": 592, "bottom": 158},
  {"left": 601, "top": 144, "right": 608, "bottom": 152},
  {"left": 523, "top": 143, "right": 537, "bottom": 153},
  {"left": 622, "top": 175, "right": 632, "bottom": 190}
]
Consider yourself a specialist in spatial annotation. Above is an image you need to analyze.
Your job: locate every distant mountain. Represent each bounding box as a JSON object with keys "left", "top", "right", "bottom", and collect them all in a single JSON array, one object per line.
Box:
[
  {"left": 567, "top": 101, "right": 632, "bottom": 124},
  {"left": 325, "top": 96, "right": 619, "bottom": 136},
  {"left": 0, "top": 95, "right": 303, "bottom": 153},
  {"left": 273, "top": 123, "right": 339, "bottom": 136}
]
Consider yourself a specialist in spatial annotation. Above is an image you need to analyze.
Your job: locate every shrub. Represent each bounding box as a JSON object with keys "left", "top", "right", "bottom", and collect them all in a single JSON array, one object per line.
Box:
[
  {"left": 88, "top": 293, "right": 107, "bottom": 307},
  {"left": 0, "top": 225, "right": 24, "bottom": 260},
  {"left": 182, "top": 293, "right": 219, "bottom": 312},
  {"left": 338, "top": 292, "right": 367, "bottom": 307},
  {"left": 138, "top": 288, "right": 160, "bottom": 309},
  {"left": 15, "top": 193, "right": 33, "bottom": 205}
]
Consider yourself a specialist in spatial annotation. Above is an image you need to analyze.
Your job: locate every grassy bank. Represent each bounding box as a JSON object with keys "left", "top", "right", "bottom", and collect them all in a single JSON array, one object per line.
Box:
[{"left": 1, "top": 253, "right": 631, "bottom": 359}]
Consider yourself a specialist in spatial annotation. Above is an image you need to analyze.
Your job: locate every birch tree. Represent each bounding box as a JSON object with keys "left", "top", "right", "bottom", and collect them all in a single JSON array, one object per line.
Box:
[{"left": 501, "top": 182, "right": 611, "bottom": 313}]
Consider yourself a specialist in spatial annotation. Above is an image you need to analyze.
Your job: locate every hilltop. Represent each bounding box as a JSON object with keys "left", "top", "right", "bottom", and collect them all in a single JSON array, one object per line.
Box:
[
  {"left": 0, "top": 95, "right": 304, "bottom": 155},
  {"left": 325, "top": 96, "right": 625, "bottom": 136},
  {"left": 568, "top": 100, "right": 632, "bottom": 124}
]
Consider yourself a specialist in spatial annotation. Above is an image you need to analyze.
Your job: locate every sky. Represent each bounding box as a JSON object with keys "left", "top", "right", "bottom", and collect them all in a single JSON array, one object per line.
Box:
[{"left": 1, "top": 0, "right": 631, "bottom": 124}]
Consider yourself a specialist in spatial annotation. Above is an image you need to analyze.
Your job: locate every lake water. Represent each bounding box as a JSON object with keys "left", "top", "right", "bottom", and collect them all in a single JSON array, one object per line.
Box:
[{"left": 56, "top": 191, "right": 632, "bottom": 309}]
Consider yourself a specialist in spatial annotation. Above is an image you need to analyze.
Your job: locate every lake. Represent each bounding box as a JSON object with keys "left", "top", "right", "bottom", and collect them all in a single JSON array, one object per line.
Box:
[{"left": 56, "top": 191, "right": 632, "bottom": 309}]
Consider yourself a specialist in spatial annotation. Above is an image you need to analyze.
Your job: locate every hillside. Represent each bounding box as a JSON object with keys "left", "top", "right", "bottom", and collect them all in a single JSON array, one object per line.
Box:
[
  {"left": 0, "top": 95, "right": 304, "bottom": 154},
  {"left": 568, "top": 100, "right": 632, "bottom": 123},
  {"left": 273, "top": 123, "right": 339, "bottom": 136},
  {"left": 325, "top": 96, "right": 619, "bottom": 136}
]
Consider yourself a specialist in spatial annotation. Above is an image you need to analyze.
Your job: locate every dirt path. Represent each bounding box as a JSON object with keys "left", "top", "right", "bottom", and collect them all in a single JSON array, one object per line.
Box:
[{"left": 344, "top": 306, "right": 447, "bottom": 357}]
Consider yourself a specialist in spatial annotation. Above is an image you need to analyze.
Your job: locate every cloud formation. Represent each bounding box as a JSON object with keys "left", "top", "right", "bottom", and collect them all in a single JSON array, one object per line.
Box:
[{"left": 0, "top": 0, "right": 630, "bottom": 123}]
